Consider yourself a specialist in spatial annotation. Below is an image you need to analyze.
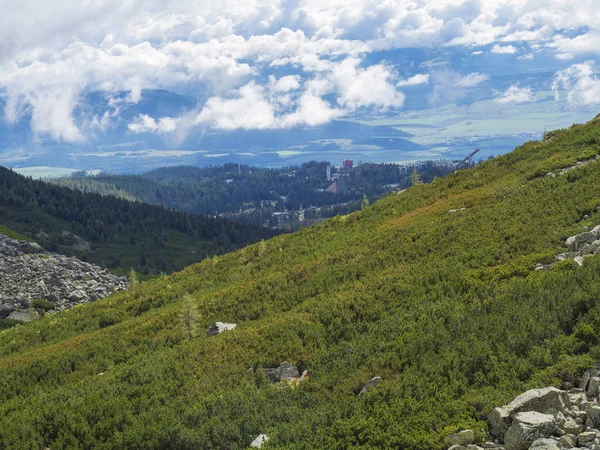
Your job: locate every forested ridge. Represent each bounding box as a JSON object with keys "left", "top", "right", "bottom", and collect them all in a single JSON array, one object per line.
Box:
[
  {"left": 50, "top": 161, "right": 452, "bottom": 227},
  {"left": 2, "top": 117, "right": 600, "bottom": 449},
  {"left": 0, "top": 166, "right": 274, "bottom": 275}
]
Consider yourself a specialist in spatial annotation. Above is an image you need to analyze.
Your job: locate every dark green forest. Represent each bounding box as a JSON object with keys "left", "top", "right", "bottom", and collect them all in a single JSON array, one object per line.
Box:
[
  {"left": 2, "top": 117, "right": 600, "bottom": 448},
  {"left": 51, "top": 161, "right": 453, "bottom": 227},
  {"left": 0, "top": 166, "right": 273, "bottom": 275}
]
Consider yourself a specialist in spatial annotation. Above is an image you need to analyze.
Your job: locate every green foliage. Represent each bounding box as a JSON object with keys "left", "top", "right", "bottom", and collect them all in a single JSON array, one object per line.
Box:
[
  {"left": 2, "top": 118, "right": 600, "bottom": 448},
  {"left": 30, "top": 299, "right": 54, "bottom": 311},
  {"left": 0, "top": 319, "right": 20, "bottom": 330},
  {"left": 0, "top": 166, "right": 274, "bottom": 274},
  {"left": 50, "top": 161, "right": 452, "bottom": 228}
]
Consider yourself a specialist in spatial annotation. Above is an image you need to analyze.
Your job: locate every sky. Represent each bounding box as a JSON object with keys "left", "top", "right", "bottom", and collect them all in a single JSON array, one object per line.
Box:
[{"left": 0, "top": 0, "right": 600, "bottom": 145}]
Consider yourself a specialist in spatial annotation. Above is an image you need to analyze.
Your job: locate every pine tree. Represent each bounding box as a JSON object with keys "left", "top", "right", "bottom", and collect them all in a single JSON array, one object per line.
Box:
[
  {"left": 411, "top": 168, "right": 422, "bottom": 186},
  {"left": 180, "top": 293, "right": 199, "bottom": 341},
  {"left": 128, "top": 268, "right": 139, "bottom": 287}
]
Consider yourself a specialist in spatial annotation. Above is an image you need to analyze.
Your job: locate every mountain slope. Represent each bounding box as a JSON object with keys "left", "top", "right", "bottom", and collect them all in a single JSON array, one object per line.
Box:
[
  {"left": 2, "top": 117, "right": 600, "bottom": 449},
  {"left": 0, "top": 166, "right": 274, "bottom": 275}
]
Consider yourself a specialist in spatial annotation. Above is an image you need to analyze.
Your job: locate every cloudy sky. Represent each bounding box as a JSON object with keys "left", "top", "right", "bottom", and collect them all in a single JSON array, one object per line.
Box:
[{"left": 1, "top": 0, "right": 599, "bottom": 143}]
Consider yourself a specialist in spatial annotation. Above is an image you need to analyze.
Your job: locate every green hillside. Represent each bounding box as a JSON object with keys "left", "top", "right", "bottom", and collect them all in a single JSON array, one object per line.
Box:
[
  {"left": 0, "top": 167, "right": 274, "bottom": 275},
  {"left": 2, "top": 117, "right": 600, "bottom": 449}
]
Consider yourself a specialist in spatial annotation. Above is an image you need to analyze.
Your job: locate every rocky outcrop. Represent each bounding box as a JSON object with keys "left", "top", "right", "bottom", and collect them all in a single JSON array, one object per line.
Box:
[
  {"left": 0, "top": 232, "right": 128, "bottom": 317},
  {"left": 489, "top": 387, "right": 570, "bottom": 438},
  {"left": 444, "top": 367, "right": 600, "bottom": 450},
  {"left": 544, "top": 156, "right": 600, "bottom": 178},
  {"left": 535, "top": 225, "right": 600, "bottom": 271}
]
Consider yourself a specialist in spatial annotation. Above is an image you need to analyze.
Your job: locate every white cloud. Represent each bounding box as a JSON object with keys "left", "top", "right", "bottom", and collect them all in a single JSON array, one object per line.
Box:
[
  {"left": 552, "top": 61, "right": 600, "bottom": 105},
  {"left": 429, "top": 70, "right": 489, "bottom": 105},
  {"left": 128, "top": 57, "right": 403, "bottom": 134},
  {"left": 332, "top": 58, "right": 405, "bottom": 111},
  {"left": 270, "top": 75, "right": 301, "bottom": 92},
  {"left": 396, "top": 74, "right": 429, "bottom": 87},
  {"left": 491, "top": 44, "right": 517, "bottom": 54},
  {"left": 549, "top": 32, "right": 600, "bottom": 56},
  {"left": 128, "top": 114, "right": 178, "bottom": 133},
  {"left": 517, "top": 53, "right": 534, "bottom": 60},
  {"left": 194, "top": 83, "right": 276, "bottom": 130},
  {"left": 2, "top": 0, "right": 600, "bottom": 140},
  {"left": 556, "top": 53, "right": 574, "bottom": 60},
  {"left": 456, "top": 72, "right": 489, "bottom": 88},
  {"left": 495, "top": 85, "right": 534, "bottom": 103}
]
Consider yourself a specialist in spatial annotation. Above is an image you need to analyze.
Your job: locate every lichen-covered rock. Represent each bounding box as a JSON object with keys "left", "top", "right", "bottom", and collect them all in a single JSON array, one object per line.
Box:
[
  {"left": 359, "top": 376, "right": 382, "bottom": 395},
  {"left": 264, "top": 362, "right": 300, "bottom": 383},
  {"left": 529, "top": 438, "right": 563, "bottom": 450},
  {"left": 445, "top": 430, "right": 476, "bottom": 447},
  {"left": 489, "top": 388, "right": 570, "bottom": 439},
  {"left": 504, "top": 412, "right": 555, "bottom": 450},
  {"left": 558, "top": 435, "right": 576, "bottom": 449},
  {"left": 586, "top": 404, "right": 600, "bottom": 429}
]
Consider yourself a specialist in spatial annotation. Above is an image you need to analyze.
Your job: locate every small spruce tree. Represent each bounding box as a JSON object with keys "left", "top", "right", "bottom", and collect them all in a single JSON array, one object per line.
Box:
[
  {"left": 180, "top": 293, "right": 199, "bottom": 341},
  {"left": 411, "top": 168, "right": 422, "bottom": 186}
]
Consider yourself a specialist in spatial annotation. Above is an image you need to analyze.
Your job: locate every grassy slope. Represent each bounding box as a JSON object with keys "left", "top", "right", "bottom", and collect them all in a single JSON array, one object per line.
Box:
[{"left": 2, "top": 118, "right": 600, "bottom": 448}]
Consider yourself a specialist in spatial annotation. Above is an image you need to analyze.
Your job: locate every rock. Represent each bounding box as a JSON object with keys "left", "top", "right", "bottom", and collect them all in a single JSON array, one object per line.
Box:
[
  {"left": 481, "top": 443, "right": 504, "bottom": 449},
  {"left": 445, "top": 430, "right": 476, "bottom": 447},
  {"left": 586, "top": 404, "right": 600, "bottom": 429},
  {"left": 504, "top": 412, "right": 555, "bottom": 450},
  {"left": 587, "top": 378, "right": 600, "bottom": 398},
  {"left": 466, "top": 446, "right": 484, "bottom": 450},
  {"left": 359, "top": 376, "right": 382, "bottom": 395},
  {"left": 578, "top": 431, "right": 596, "bottom": 444},
  {"left": 448, "top": 446, "right": 466, "bottom": 450},
  {"left": 0, "top": 232, "right": 129, "bottom": 316},
  {"left": 529, "top": 438, "right": 564, "bottom": 449},
  {"left": 68, "top": 290, "right": 88, "bottom": 302},
  {"left": 0, "top": 304, "right": 15, "bottom": 318},
  {"left": 265, "top": 362, "right": 300, "bottom": 383},
  {"left": 250, "top": 434, "right": 269, "bottom": 448},
  {"left": 562, "top": 418, "right": 584, "bottom": 435},
  {"left": 7, "top": 311, "right": 34, "bottom": 322},
  {"left": 489, "top": 388, "right": 570, "bottom": 439},
  {"left": 206, "top": 322, "right": 237, "bottom": 336},
  {"left": 574, "top": 256, "right": 584, "bottom": 267},
  {"left": 559, "top": 435, "right": 576, "bottom": 448}
]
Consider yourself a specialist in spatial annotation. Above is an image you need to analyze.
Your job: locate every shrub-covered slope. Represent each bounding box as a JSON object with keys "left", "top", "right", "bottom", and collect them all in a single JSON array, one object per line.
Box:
[{"left": 2, "top": 117, "right": 600, "bottom": 449}]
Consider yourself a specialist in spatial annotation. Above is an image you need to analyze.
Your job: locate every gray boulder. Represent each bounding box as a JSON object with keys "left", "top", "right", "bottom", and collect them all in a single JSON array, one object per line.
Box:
[
  {"left": 0, "top": 304, "right": 15, "bottom": 318},
  {"left": 444, "top": 430, "right": 475, "bottom": 447},
  {"left": 250, "top": 434, "right": 269, "bottom": 448},
  {"left": 489, "top": 388, "right": 570, "bottom": 439},
  {"left": 68, "top": 290, "right": 88, "bottom": 303},
  {"left": 206, "top": 322, "right": 237, "bottom": 336},
  {"left": 586, "top": 404, "right": 600, "bottom": 429},
  {"left": 265, "top": 362, "right": 300, "bottom": 382},
  {"left": 504, "top": 412, "right": 555, "bottom": 450},
  {"left": 559, "top": 435, "right": 576, "bottom": 448},
  {"left": 7, "top": 311, "right": 34, "bottom": 322},
  {"left": 359, "top": 377, "right": 382, "bottom": 395},
  {"left": 562, "top": 417, "right": 584, "bottom": 435},
  {"left": 529, "top": 438, "right": 563, "bottom": 450}
]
